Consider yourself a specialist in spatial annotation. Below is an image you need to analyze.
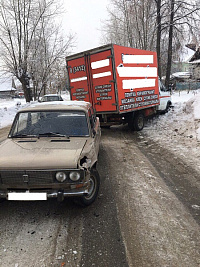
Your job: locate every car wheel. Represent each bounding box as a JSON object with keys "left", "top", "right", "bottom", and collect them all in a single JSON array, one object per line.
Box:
[{"left": 75, "top": 168, "right": 100, "bottom": 206}]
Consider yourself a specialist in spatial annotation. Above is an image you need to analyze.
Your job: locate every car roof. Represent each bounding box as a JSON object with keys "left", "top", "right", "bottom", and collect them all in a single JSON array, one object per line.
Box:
[{"left": 18, "top": 100, "right": 92, "bottom": 113}]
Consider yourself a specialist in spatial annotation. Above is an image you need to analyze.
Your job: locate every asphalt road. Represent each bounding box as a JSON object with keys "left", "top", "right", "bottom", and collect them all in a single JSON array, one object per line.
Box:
[{"left": 0, "top": 125, "right": 200, "bottom": 267}]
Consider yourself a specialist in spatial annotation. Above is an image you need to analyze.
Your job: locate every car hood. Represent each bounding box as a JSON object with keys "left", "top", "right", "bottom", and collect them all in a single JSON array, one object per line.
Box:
[{"left": 0, "top": 138, "right": 88, "bottom": 170}]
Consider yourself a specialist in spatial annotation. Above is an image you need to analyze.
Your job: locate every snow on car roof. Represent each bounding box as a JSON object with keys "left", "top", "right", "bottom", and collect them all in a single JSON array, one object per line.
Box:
[
  {"left": 42, "top": 94, "right": 61, "bottom": 96},
  {"left": 18, "top": 100, "right": 92, "bottom": 112}
]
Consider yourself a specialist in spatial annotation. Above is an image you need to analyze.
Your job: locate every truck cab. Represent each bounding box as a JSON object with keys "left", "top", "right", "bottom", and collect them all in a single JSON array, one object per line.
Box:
[{"left": 157, "top": 79, "right": 172, "bottom": 113}]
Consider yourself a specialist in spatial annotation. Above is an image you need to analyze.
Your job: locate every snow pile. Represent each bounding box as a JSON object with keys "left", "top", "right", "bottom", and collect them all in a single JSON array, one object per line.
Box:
[
  {"left": 0, "top": 98, "right": 27, "bottom": 128},
  {"left": 193, "top": 93, "right": 200, "bottom": 140},
  {"left": 143, "top": 89, "right": 200, "bottom": 172}
]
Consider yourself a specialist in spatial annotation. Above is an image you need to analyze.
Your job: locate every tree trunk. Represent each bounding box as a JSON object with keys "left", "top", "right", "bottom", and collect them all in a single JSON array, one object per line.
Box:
[
  {"left": 19, "top": 74, "right": 32, "bottom": 102},
  {"left": 165, "top": 0, "right": 175, "bottom": 89},
  {"left": 156, "top": 0, "right": 162, "bottom": 78}
]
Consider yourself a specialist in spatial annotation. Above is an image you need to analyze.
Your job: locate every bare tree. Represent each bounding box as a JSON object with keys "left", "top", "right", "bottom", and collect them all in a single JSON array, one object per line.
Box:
[
  {"left": 102, "top": 0, "right": 200, "bottom": 85},
  {"left": 164, "top": 0, "right": 200, "bottom": 87},
  {"left": 0, "top": 0, "right": 74, "bottom": 102},
  {"left": 153, "top": 0, "right": 200, "bottom": 85},
  {"left": 101, "top": 0, "right": 156, "bottom": 50},
  {"left": 29, "top": 16, "right": 74, "bottom": 99}
]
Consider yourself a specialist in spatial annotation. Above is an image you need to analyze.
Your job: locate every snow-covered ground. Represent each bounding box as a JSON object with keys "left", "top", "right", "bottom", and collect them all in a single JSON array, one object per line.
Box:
[
  {"left": 142, "top": 89, "right": 200, "bottom": 173},
  {"left": 0, "top": 89, "right": 200, "bottom": 172},
  {"left": 0, "top": 93, "right": 70, "bottom": 128}
]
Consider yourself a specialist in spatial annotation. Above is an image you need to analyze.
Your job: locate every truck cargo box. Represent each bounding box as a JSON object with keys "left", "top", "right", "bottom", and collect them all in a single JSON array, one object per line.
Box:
[
  {"left": 66, "top": 44, "right": 159, "bottom": 111},
  {"left": 66, "top": 44, "right": 161, "bottom": 130}
]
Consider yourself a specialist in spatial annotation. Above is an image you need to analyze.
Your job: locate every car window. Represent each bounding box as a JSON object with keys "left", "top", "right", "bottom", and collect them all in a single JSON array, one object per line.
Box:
[
  {"left": 10, "top": 111, "right": 89, "bottom": 137},
  {"left": 12, "top": 112, "right": 28, "bottom": 134}
]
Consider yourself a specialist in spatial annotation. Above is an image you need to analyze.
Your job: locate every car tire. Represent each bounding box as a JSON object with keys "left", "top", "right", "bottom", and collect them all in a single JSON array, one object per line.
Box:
[{"left": 75, "top": 168, "right": 100, "bottom": 206}]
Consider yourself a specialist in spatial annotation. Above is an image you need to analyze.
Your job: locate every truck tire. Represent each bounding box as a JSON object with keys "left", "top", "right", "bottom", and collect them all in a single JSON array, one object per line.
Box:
[
  {"left": 160, "top": 101, "right": 171, "bottom": 114},
  {"left": 133, "top": 112, "right": 145, "bottom": 131},
  {"left": 165, "top": 101, "right": 171, "bottom": 113},
  {"left": 128, "top": 112, "right": 145, "bottom": 131},
  {"left": 75, "top": 168, "right": 100, "bottom": 206}
]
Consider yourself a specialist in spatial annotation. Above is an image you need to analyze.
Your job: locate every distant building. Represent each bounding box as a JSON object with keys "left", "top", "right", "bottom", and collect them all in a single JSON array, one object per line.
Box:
[
  {"left": 186, "top": 44, "right": 200, "bottom": 81},
  {"left": 0, "top": 77, "right": 22, "bottom": 98},
  {"left": 0, "top": 88, "right": 16, "bottom": 98}
]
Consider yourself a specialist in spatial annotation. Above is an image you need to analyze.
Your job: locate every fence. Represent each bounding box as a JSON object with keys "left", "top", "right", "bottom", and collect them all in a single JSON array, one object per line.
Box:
[{"left": 175, "top": 81, "right": 200, "bottom": 91}]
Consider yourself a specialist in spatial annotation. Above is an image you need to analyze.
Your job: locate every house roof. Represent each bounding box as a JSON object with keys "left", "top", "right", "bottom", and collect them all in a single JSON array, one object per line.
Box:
[
  {"left": 185, "top": 44, "right": 197, "bottom": 51},
  {"left": 188, "top": 47, "right": 200, "bottom": 63},
  {"left": 189, "top": 59, "right": 200, "bottom": 64},
  {"left": 0, "top": 87, "right": 16, "bottom": 92}
]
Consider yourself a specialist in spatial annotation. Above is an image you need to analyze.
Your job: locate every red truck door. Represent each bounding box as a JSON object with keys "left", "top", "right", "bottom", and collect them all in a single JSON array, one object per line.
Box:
[
  {"left": 67, "top": 49, "right": 117, "bottom": 113},
  {"left": 67, "top": 56, "right": 92, "bottom": 103},
  {"left": 89, "top": 50, "right": 117, "bottom": 112}
]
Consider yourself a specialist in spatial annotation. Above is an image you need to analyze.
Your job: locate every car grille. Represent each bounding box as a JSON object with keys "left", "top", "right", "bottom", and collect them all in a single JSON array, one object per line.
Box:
[{"left": 0, "top": 170, "right": 53, "bottom": 185}]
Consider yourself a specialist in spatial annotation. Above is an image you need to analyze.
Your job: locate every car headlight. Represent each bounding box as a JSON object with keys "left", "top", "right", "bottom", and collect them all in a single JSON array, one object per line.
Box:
[
  {"left": 69, "top": 171, "right": 80, "bottom": 181},
  {"left": 56, "top": 172, "right": 67, "bottom": 182}
]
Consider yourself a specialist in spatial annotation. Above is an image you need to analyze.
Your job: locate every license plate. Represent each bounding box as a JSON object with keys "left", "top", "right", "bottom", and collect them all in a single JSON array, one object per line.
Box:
[{"left": 8, "top": 192, "right": 47, "bottom": 201}]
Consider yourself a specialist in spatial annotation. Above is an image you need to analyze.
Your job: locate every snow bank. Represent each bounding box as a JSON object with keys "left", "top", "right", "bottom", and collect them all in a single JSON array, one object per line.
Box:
[
  {"left": 0, "top": 98, "right": 27, "bottom": 128},
  {"left": 173, "top": 90, "right": 200, "bottom": 141},
  {"left": 193, "top": 93, "right": 200, "bottom": 141},
  {"left": 193, "top": 93, "right": 200, "bottom": 120},
  {"left": 143, "top": 89, "right": 200, "bottom": 172}
]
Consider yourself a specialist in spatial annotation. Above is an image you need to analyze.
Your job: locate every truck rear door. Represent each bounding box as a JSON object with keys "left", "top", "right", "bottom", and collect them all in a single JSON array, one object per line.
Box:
[
  {"left": 67, "top": 56, "right": 91, "bottom": 103},
  {"left": 89, "top": 49, "right": 117, "bottom": 112},
  {"left": 67, "top": 48, "right": 117, "bottom": 113}
]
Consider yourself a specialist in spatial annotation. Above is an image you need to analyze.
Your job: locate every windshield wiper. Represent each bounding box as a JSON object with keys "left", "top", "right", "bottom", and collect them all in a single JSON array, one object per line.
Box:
[
  {"left": 12, "top": 134, "right": 37, "bottom": 138},
  {"left": 38, "top": 132, "right": 69, "bottom": 138}
]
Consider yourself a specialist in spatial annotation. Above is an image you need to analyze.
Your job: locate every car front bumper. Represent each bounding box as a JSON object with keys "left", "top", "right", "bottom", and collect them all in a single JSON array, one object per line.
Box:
[{"left": 0, "top": 186, "right": 89, "bottom": 201}]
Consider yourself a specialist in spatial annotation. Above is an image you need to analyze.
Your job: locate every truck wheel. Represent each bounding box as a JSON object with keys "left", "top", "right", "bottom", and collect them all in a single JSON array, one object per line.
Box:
[
  {"left": 160, "top": 101, "right": 171, "bottom": 114},
  {"left": 75, "top": 168, "right": 100, "bottom": 206},
  {"left": 165, "top": 101, "right": 171, "bottom": 113},
  {"left": 133, "top": 113, "right": 145, "bottom": 131}
]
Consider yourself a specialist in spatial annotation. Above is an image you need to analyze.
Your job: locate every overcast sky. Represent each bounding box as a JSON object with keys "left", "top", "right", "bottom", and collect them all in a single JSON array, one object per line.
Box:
[
  {"left": 62, "top": 0, "right": 110, "bottom": 53},
  {"left": 0, "top": 0, "right": 110, "bottom": 91}
]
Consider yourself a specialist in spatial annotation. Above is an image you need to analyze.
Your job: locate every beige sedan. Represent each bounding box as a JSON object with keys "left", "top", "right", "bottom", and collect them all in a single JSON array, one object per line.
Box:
[{"left": 0, "top": 101, "right": 101, "bottom": 206}]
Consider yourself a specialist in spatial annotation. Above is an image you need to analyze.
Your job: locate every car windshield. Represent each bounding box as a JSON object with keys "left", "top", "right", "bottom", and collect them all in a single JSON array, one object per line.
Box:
[{"left": 10, "top": 111, "right": 89, "bottom": 137}]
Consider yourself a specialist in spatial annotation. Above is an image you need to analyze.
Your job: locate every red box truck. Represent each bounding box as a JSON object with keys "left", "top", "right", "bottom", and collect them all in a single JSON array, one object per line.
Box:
[{"left": 66, "top": 44, "right": 170, "bottom": 130}]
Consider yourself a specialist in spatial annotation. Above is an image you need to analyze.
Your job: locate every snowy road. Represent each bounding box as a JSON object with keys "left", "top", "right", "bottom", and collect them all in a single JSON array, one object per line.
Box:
[
  {"left": 101, "top": 126, "right": 200, "bottom": 267},
  {"left": 0, "top": 125, "right": 200, "bottom": 266}
]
